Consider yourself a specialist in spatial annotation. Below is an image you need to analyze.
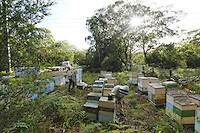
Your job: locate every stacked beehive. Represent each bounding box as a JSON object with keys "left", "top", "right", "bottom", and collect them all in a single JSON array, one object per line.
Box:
[
  {"left": 52, "top": 76, "right": 66, "bottom": 86},
  {"left": 107, "top": 77, "right": 116, "bottom": 84},
  {"left": 98, "top": 96, "right": 116, "bottom": 123},
  {"left": 195, "top": 107, "right": 200, "bottom": 133},
  {"left": 129, "top": 72, "right": 138, "bottom": 84},
  {"left": 83, "top": 102, "right": 99, "bottom": 121},
  {"left": 98, "top": 71, "right": 106, "bottom": 78},
  {"left": 41, "top": 79, "right": 55, "bottom": 93},
  {"left": 166, "top": 92, "right": 197, "bottom": 125},
  {"left": 138, "top": 77, "right": 159, "bottom": 92},
  {"left": 162, "top": 81, "right": 178, "bottom": 93},
  {"left": 103, "top": 83, "right": 115, "bottom": 97},
  {"left": 92, "top": 80, "right": 105, "bottom": 94},
  {"left": 148, "top": 83, "right": 166, "bottom": 106}
]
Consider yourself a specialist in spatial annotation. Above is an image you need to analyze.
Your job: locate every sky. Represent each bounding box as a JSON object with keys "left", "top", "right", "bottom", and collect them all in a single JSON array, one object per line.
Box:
[{"left": 36, "top": 0, "right": 200, "bottom": 50}]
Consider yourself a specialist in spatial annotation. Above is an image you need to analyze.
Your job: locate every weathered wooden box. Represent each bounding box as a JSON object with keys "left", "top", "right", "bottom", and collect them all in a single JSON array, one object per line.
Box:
[
  {"left": 101, "top": 71, "right": 107, "bottom": 75},
  {"left": 87, "top": 92, "right": 102, "bottom": 103},
  {"left": 41, "top": 79, "right": 54, "bottom": 93},
  {"left": 166, "top": 92, "right": 187, "bottom": 105},
  {"left": 98, "top": 97, "right": 116, "bottom": 123},
  {"left": 162, "top": 81, "right": 178, "bottom": 93},
  {"left": 188, "top": 95, "right": 200, "bottom": 106},
  {"left": 52, "top": 76, "right": 65, "bottom": 86},
  {"left": 149, "top": 77, "right": 159, "bottom": 84},
  {"left": 103, "top": 84, "right": 114, "bottom": 97},
  {"left": 107, "top": 77, "right": 116, "bottom": 84},
  {"left": 138, "top": 77, "right": 150, "bottom": 92},
  {"left": 172, "top": 100, "right": 197, "bottom": 125},
  {"left": 138, "top": 73, "right": 144, "bottom": 78},
  {"left": 148, "top": 83, "right": 166, "bottom": 95},
  {"left": 129, "top": 78, "right": 137, "bottom": 84},
  {"left": 129, "top": 72, "right": 138, "bottom": 78},
  {"left": 83, "top": 102, "right": 99, "bottom": 121}
]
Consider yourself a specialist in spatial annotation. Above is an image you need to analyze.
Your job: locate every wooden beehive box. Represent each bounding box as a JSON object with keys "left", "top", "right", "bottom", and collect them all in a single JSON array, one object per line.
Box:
[
  {"left": 148, "top": 83, "right": 166, "bottom": 95},
  {"left": 188, "top": 95, "right": 200, "bottom": 106},
  {"left": 162, "top": 81, "right": 178, "bottom": 93},
  {"left": 93, "top": 80, "right": 104, "bottom": 93},
  {"left": 83, "top": 102, "right": 99, "bottom": 121},
  {"left": 195, "top": 108, "right": 200, "bottom": 133},
  {"left": 101, "top": 71, "right": 107, "bottom": 75},
  {"left": 41, "top": 79, "right": 55, "bottom": 93},
  {"left": 98, "top": 97, "right": 116, "bottom": 123},
  {"left": 129, "top": 72, "right": 138, "bottom": 78},
  {"left": 173, "top": 99, "right": 197, "bottom": 125},
  {"left": 166, "top": 92, "right": 187, "bottom": 105},
  {"left": 107, "top": 77, "right": 116, "bottom": 84},
  {"left": 148, "top": 83, "right": 166, "bottom": 106},
  {"left": 138, "top": 77, "right": 150, "bottom": 92},
  {"left": 52, "top": 76, "right": 65, "bottom": 86},
  {"left": 99, "top": 78, "right": 107, "bottom": 83},
  {"left": 103, "top": 84, "right": 114, "bottom": 97},
  {"left": 87, "top": 92, "right": 102, "bottom": 103},
  {"left": 149, "top": 77, "right": 159, "bottom": 84}
]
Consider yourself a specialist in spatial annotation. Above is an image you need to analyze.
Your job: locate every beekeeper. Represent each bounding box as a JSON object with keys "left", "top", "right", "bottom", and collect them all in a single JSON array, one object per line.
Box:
[
  {"left": 111, "top": 85, "right": 129, "bottom": 117},
  {"left": 66, "top": 67, "right": 75, "bottom": 92}
]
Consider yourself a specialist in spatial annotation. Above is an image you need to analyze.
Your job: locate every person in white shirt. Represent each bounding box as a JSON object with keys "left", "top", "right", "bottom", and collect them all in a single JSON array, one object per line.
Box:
[
  {"left": 111, "top": 85, "right": 129, "bottom": 117},
  {"left": 66, "top": 67, "right": 75, "bottom": 92}
]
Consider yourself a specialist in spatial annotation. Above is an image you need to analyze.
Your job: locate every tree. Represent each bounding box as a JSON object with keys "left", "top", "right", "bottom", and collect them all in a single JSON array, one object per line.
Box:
[
  {"left": 85, "top": 0, "right": 184, "bottom": 71},
  {"left": 0, "top": 0, "right": 56, "bottom": 72}
]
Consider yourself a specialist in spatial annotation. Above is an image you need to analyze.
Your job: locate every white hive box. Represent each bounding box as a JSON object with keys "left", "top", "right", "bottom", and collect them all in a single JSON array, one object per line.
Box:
[
  {"left": 52, "top": 76, "right": 65, "bottom": 86},
  {"left": 129, "top": 72, "right": 138, "bottom": 78}
]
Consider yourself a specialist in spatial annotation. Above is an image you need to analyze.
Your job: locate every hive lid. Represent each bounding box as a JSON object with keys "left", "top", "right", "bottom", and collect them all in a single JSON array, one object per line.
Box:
[
  {"left": 99, "top": 96, "right": 115, "bottom": 103},
  {"left": 189, "top": 95, "right": 200, "bottom": 101},
  {"left": 149, "top": 83, "right": 165, "bottom": 89},
  {"left": 175, "top": 99, "right": 195, "bottom": 106},
  {"left": 83, "top": 102, "right": 99, "bottom": 108},
  {"left": 105, "top": 83, "right": 115, "bottom": 88},
  {"left": 87, "top": 92, "right": 102, "bottom": 97},
  {"left": 162, "top": 81, "right": 177, "bottom": 86}
]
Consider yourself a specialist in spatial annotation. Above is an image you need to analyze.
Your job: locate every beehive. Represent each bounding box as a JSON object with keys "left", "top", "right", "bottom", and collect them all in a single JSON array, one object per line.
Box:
[
  {"left": 93, "top": 80, "right": 104, "bottom": 94},
  {"left": 52, "top": 76, "right": 65, "bottom": 86},
  {"left": 83, "top": 102, "right": 99, "bottom": 121},
  {"left": 41, "top": 79, "right": 54, "bottom": 93},
  {"left": 101, "top": 71, "right": 107, "bottom": 76},
  {"left": 99, "top": 78, "right": 107, "bottom": 83},
  {"left": 103, "top": 84, "right": 114, "bottom": 97},
  {"left": 98, "top": 97, "right": 116, "bottom": 123},
  {"left": 107, "top": 77, "right": 116, "bottom": 84},
  {"left": 138, "top": 77, "right": 159, "bottom": 92},
  {"left": 166, "top": 92, "right": 187, "bottom": 105},
  {"left": 148, "top": 83, "right": 166, "bottom": 106},
  {"left": 195, "top": 108, "right": 200, "bottom": 133},
  {"left": 129, "top": 72, "right": 138, "bottom": 84},
  {"left": 138, "top": 73, "right": 144, "bottom": 78},
  {"left": 162, "top": 81, "right": 178, "bottom": 93},
  {"left": 87, "top": 92, "right": 102, "bottom": 103},
  {"left": 173, "top": 99, "right": 197, "bottom": 125},
  {"left": 188, "top": 95, "right": 200, "bottom": 106}
]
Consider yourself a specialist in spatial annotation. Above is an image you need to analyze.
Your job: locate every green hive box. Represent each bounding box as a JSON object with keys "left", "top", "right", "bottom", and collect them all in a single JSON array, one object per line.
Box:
[{"left": 173, "top": 106, "right": 195, "bottom": 117}]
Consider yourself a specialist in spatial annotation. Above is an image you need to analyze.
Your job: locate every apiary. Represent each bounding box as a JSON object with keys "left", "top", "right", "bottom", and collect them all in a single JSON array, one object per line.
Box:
[
  {"left": 188, "top": 95, "right": 200, "bottom": 106},
  {"left": 195, "top": 108, "right": 200, "bottom": 133},
  {"left": 107, "top": 77, "right": 116, "bottom": 84},
  {"left": 87, "top": 92, "right": 102, "bottom": 103},
  {"left": 148, "top": 83, "right": 166, "bottom": 106},
  {"left": 83, "top": 102, "right": 99, "bottom": 121},
  {"left": 173, "top": 99, "right": 197, "bottom": 125},
  {"left": 52, "top": 76, "right": 65, "bottom": 86},
  {"left": 103, "top": 84, "right": 115, "bottom": 97},
  {"left": 98, "top": 97, "right": 116, "bottom": 123},
  {"left": 162, "top": 81, "right": 178, "bottom": 93},
  {"left": 41, "top": 79, "right": 55, "bottom": 93}
]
